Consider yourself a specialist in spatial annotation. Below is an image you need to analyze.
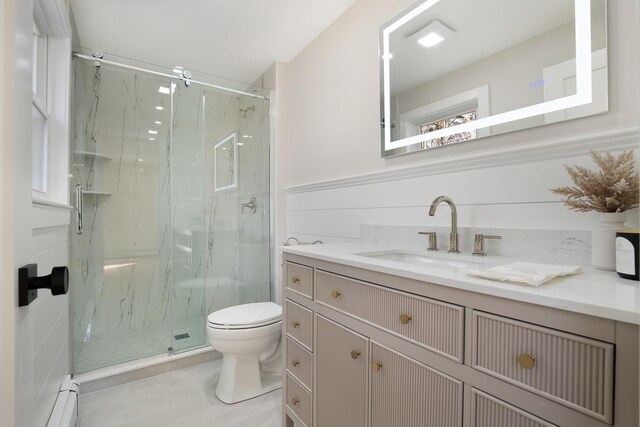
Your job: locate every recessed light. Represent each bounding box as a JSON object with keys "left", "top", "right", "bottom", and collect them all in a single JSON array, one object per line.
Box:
[
  {"left": 418, "top": 32, "right": 444, "bottom": 48},
  {"left": 138, "top": 158, "right": 144, "bottom": 162},
  {"left": 155, "top": 121, "right": 162, "bottom": 125},
  {"left": 148, "top": 130, "right": 158, "bottom": 135},
  {"left": 237, "top": 142, "right": 244, "bottom": 146},
  {"left": 159, "top": 86, "right": 171, "bottom": 95},
  {"left": 242, "top": 135, "right": 252, "bottom": 138},
  {"left": 149, "top": 138, "right": 155, "bottom": 141},
  {"left": 222, "top": 147, "right": 227, "bottom": 150},
  {"left": 155, "top": 106, "right": 164, "bottom": 111}
]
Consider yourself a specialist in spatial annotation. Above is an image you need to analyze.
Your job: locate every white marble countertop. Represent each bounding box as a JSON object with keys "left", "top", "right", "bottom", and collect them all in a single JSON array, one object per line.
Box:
[{"left": 281, "top": 243, "right": 640, "bottom": 325}]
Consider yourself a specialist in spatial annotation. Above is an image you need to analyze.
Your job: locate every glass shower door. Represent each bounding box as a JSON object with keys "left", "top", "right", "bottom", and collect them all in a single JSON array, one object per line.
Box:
[
  {"left": 71, "top": 60, "right": 174, "bottom": 373},
  {"left": 170, "top": 86, "right": 271, "bottom": 351}
]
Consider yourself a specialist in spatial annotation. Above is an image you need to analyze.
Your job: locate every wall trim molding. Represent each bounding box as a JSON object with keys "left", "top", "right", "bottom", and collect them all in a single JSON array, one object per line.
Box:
[{"left": 285, "top": 127, "right": 639, "bottom": 194}]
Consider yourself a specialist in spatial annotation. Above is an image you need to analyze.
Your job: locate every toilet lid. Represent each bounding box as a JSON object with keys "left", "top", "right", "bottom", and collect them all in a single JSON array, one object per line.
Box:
[{"left": 207, "top": 302, "right": 282, "bottom": 329}]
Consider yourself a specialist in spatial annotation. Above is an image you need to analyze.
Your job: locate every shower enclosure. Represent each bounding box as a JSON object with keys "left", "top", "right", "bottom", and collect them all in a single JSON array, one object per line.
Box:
[{"left": 70, "top": 52, "right": 271, "bottom": 373}]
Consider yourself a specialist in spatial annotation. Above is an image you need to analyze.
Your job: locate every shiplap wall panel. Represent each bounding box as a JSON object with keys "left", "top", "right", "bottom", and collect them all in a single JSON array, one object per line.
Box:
[
  {"left": 370, "top": 342, "right": 463, "bottom": 427},
  {"left": 31, "top": 204, "right": 70, "bottom": 427},
  {"left": 471, "top": 388, "right": 557, "bottom": 427},
  {"left": 285, "top": 148, "right": 639, "bottom": 241},
  {"left": 287, "top": 203, "right": 599, "bottom": 240}
]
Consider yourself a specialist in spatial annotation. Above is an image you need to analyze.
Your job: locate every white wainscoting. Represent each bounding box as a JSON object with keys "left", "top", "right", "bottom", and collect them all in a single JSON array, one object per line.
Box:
[
  {"left": 285, "top": 140, "right": 639, "bottom": 244},
  {"left": 31, "top": 201, "right": 71, "bottom": 427}
]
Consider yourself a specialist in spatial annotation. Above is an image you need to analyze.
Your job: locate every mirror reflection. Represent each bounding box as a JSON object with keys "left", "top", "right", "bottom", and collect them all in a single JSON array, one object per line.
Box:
[{"left": 380, "top": 0, "right": 607, "bottom": 157}]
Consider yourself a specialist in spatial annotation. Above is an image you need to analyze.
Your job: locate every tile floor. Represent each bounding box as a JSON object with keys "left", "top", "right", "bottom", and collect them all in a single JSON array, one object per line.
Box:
[{"left": 77, "top": 360, "right": 282, "bottom": 427}]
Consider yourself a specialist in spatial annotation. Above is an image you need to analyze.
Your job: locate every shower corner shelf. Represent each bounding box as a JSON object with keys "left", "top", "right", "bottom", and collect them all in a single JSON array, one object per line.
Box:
[
  {"left": 74, "top": 151, "right": 113, "bottom": 162},
  {"left": 82, "top": 190, "right": 112, "bottom": 196}
]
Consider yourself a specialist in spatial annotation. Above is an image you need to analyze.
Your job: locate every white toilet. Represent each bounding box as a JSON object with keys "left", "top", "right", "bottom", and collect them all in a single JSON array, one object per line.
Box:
[{"left": 207, "top": 301, "right": 283, "bottom": 404}]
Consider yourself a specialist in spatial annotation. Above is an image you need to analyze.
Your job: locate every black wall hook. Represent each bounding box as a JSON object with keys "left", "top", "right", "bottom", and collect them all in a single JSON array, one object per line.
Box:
[{"left": 19, "top": 264, "right": 69, "bottom": 307}]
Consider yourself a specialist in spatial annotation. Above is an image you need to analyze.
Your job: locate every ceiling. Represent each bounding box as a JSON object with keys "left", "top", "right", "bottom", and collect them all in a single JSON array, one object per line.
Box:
[{"left": 70, "top": 0, "right": 357, "bottom": 85}]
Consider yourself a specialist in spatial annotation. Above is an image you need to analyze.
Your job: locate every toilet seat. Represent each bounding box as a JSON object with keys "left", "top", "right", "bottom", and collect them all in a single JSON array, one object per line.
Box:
[{"left": 207, "top": 302, "right": 281, "bottom": 330}]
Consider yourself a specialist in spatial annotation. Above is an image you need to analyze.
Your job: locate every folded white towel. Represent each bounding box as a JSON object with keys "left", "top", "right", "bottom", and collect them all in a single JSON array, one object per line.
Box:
[{"left": 466, "top": 262, "right": 583, "bottom": 287}]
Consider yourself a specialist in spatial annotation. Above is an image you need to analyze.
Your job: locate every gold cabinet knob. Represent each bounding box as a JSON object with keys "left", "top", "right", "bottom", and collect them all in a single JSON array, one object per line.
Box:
[
  {"left": 372, "top": 361, "right": 383, "bottom": 372},
  {"left": 399, "top": 314, "right": 412, "bottom": 324},
  {"left": 291, "top": 320, "right": 300, "bottom": 328},
  {"left": 291, "top": 398, "right": 300, "bottom": 406},
  {"left": 331, "top": 290, "right": 341, "bottom": 299},
  {"left": 291, "top": 359, "right": 300, "bottom": 367},
  {"left": 351, "top": 350, "right": 361, "bottom": 359},
  {"left": 291, "top": 276, "right": 300, "bottom": 284},
  {"left": 517, "top": 353, "right": 536, "bottom": 369}
]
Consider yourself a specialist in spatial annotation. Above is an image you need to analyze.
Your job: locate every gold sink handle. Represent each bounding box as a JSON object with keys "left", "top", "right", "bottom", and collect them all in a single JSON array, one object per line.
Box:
[
  {"left": 351, "top": 350, "right": 361, "bottom": 359},
  {"left": 372, "top": 361, "right": 383, "bottom": 372},
  {"left": 291, "top": 320, "right": 300, "bottom": 328},
  {"left": 331, "top": 290, "right": 341, "bottom": 299},
  {"left": 291, "top": 398, "right": 300, "bottom": 406},
  {"left": 291, "top": 359, "right": 300, "bottom": 367},
  {"left": 291, "top": 276, "right": 300, "bottom": 284}
]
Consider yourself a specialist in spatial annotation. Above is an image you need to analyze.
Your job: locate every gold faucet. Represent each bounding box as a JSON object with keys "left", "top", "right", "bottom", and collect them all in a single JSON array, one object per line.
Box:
[{"left": 428, "top": 195, "right": 459, "bottom": 254}]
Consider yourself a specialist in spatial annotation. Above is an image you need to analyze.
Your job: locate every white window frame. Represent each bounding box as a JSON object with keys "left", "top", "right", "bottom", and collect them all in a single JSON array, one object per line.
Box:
[
  {"left": 31, "top": 0, "right": 72, "bottom": 206},
  {"left": 32, "top": 21, "right": 51, "bottom": 197}
]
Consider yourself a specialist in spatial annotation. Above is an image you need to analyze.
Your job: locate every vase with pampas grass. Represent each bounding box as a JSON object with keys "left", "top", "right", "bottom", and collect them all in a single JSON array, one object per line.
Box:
[{"left": 551, "top": 150, "right": 639, "bottom": 270}]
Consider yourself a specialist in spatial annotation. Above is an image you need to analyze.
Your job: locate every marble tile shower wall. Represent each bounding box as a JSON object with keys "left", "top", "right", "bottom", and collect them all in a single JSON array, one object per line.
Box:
[{"left": 71, "top": 59, "right": 271, "bottom": 371}]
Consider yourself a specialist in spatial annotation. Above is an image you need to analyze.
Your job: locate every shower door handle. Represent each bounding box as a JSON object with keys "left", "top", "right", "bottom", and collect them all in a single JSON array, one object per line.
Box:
[{"left": 75, "top": 184, "right": 83, "bottom": 235}]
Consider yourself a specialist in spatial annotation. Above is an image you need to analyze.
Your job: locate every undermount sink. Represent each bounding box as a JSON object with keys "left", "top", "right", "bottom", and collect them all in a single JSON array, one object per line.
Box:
[{"left": 354, "top": 250, "right": 486, "bottom": 271}]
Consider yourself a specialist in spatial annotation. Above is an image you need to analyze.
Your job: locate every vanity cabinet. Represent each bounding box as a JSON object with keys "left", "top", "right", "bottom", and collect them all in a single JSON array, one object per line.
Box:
[{"left": 282, "top": 253, "right": 639, "bottom": 427}]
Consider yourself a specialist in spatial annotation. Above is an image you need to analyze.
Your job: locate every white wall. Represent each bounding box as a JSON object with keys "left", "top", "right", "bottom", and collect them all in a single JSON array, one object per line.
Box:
[{"left": 277, "top": 0, "right": 640, "bottom": 246}]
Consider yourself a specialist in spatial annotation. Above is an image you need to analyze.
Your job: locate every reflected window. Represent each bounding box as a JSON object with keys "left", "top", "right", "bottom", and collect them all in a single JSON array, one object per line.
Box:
[{"left": 419, "top": 110, "right": 477, "bottom": 149}]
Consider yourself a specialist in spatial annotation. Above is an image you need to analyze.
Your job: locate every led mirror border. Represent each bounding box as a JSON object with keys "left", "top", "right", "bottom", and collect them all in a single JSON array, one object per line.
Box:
[{"left": 381, "top": 0, "right": 593, "bottom": 153}]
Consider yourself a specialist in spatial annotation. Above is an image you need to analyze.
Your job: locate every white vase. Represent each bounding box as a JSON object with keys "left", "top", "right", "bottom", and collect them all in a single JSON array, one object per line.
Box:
[{"left": 591, "top": 212, "right": 628, "bottom": 270}]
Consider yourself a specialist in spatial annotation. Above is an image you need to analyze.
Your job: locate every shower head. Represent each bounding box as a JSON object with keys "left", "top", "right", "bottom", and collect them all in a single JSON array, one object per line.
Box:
[{"left": 238, "top": 106, "right": 256, "bottom": 118}]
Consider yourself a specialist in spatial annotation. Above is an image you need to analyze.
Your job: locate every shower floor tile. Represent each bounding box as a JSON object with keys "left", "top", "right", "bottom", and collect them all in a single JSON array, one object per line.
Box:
[
  {"left": 77, "top": 359, "right": 282, "bottom": 427},
  {"left": 74, "top": 317, "right": 206, "bottom": 374}
]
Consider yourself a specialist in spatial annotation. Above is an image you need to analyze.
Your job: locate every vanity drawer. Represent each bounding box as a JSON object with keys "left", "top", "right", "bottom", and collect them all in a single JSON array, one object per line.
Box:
[
  {"left": 286, "top": 262, "right": 313, "bottom": 299},
  {"left": 470, "top": 388, "right": 557, "bottom": 427},
  {"left": 286, "top": 337, "right": 312, "bottom": 390},
  {"left": 472, "top": 311, "right": 614, "bottom": 423},
  {"left": 286, "top": 300, "right": 313, "bottom": 351},
  {"left": 316, "top": 270, "right": 464, "bottom": 362},
  {"left": 286, "top": 374, "right": 312, "bottom": 427}
]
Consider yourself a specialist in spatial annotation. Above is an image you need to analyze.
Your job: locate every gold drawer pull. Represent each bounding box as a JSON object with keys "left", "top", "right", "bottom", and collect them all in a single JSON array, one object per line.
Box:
[
  {"left": 331, "top": 290, "right": 341, "bottom": 299},
  {"left": 291, "top": 276, "right": 300, "bottom": 284},
  {"left": 291, "top": 398, "right": 300, "bottom": 406},
  {"left": 517, "top": 353, "right": 536, "bottom": 369},
  {"left": 399, "top": 314, "right": 412, "bottom": 324},
  {"left": 351, "top": 350, "right": 361, "bottom": 359},
  {"left": 372, "top": 361, "right": 383, "bottom": 372},
  {"left": 291, "top": 320, "right": 300, "bottom": 328},
  {"left": 291, "top": 359, "right": 300, "bottom": 367}
]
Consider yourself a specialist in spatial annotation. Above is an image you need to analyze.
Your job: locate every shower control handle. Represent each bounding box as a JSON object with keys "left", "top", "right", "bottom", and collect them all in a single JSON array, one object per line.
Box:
[{"left": 241, "top": 196, "right": 258, "bottom": 214}]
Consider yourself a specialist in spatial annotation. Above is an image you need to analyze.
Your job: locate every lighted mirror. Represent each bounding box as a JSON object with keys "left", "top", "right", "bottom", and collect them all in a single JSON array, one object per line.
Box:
[{"left": 380, "top": 0, "right": 607, "bottom": 157}]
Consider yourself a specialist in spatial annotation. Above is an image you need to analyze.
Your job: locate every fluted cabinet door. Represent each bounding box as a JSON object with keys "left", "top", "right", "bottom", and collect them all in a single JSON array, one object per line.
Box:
[
  {"left": 316, "top": 315, "right": 368, "bottom": 427},
  {"left": 370, "top": 342, "right": 463, "bottom": 427}
]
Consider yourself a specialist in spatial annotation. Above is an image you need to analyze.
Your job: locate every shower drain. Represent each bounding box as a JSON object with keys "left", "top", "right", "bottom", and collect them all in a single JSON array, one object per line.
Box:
[{"left": 174, "top": 333, "right": 191, "bottom": 340}]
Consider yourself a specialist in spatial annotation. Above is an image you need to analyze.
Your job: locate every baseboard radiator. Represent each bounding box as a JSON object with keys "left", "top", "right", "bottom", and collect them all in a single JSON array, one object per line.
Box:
[{"left": 46, "top": 376, "right": 79, "bottom": 427}]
